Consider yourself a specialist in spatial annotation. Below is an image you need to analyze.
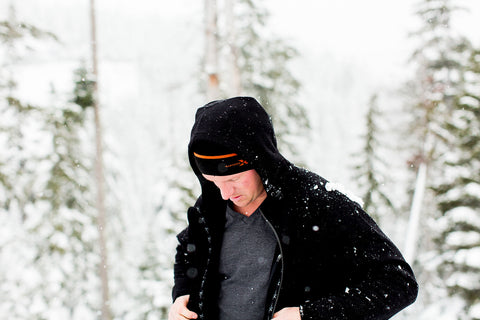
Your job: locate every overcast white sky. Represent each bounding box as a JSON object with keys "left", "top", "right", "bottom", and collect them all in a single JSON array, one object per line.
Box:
[
  {"left": 266, "top": 0, "right": 480, "bottom": 80},
  {"left": 4, "top": 0, "right": 479, "bottom": 72}
]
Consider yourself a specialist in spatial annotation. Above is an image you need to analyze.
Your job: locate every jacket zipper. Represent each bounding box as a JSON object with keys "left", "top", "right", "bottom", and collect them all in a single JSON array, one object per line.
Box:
[
  {"left": 260, "top": 209, "right": 284, "bottom": 319},
  {"left": 196, "top": 206, "right": 212, "bottom": 319}
]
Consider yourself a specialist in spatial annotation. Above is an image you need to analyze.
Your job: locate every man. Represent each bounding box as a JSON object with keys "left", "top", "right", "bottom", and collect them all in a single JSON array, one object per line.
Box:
[{"left": 169, "top": 97, "right": 418, "bottom": 320}]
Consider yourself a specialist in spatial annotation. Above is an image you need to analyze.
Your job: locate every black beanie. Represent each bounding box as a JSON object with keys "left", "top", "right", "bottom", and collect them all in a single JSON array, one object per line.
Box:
[{"left": 193, "top": 142, "right": 252, "bottom": 176}]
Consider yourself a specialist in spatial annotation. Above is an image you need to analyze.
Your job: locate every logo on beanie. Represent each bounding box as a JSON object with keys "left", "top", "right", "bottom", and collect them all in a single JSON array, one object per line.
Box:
[{"left": 225, "top": 159, "right": 249, "bottom": 168}]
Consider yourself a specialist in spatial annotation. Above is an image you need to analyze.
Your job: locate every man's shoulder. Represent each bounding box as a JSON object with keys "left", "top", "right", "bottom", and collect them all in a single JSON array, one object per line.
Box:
[
  {"left": 283, "top": 166, "right": 364, "bottom": 213},
  {"left": 284, "top": 166, "right": 328, "bottom": 193}
]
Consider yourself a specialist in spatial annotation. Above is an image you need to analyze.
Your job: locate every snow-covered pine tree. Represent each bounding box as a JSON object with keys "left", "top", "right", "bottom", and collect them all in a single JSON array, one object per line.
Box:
[
  {"left": 402, "top": 0, "right": 475, "bottom": 317},
  {"left": 351, "top": 94, "right": 395, "bottom": 224},
  {"left": 432, "top": 48, "right": 480, "bottom": 320},
  {"left": 406, "top": 0, "right": 471, "bottom": 177},
  {"left": 0, "top": 9, "right": 72, "bottom": 319},
  {"left": 0, "top": 82, "right": 45, "bottom": 320},
  {"left": 105, "top": 144, "right": 192, "bottom": 319},
  {"left": 25, "top": 66, "right": 100, "bottom": 319},
  {"left": 403, "top": 0, "right": 471, "bottom": 260},
  {"left": 1, "top": 48, "right": 100, "bottom": 320},
  {"left": 232, "top": 0, "right": 309, "bottom": 159},
  {"left": 0, "top": 5, "right": 56, "bottom": 218},
  {"left": 201, "top": 0, "right": 309, "bottom": 160}
]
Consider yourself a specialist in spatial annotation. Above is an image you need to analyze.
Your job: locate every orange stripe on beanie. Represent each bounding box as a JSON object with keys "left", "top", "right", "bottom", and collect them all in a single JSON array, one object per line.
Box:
[{"left": 193, "top": 143, "right": 251, "bottom": 176}]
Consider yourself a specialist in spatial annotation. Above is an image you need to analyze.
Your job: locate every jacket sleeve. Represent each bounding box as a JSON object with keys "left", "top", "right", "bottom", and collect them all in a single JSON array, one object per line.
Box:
[
  {"left": 172, "top": 226, "right": 193, "bottom": 301},
  {"left": 301, "top": 194, "right": 418, "bottom": 320},
  {"left": 301, "top": 262, "right": 418, "bottom": 320}
]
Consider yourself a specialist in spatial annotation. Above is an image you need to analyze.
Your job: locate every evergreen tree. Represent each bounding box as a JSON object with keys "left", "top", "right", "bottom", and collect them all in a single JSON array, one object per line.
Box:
[
  {"left": 233, "top": 0, "right": 308, "bottom": 156},
  {"left": 106, "top": 157, "right": 191, "bottom": 319},
  {"left": 0, "top": 5, "right": 56, "bottom": 219},
  {"left": 26, "top": 83, "right": 99, "bottom": 319},
  {"left": 432, "top": 48, "right": 480, "bottom": 320},
  {"left": 402, "top": 0, "right": 477, "bottom": 318},
  {"left": 403, "top": 0, "right": 471, "bottom": 262},
  {"left": 406, "top": 0, "right": 471, "bottom": 171},
  {"left": 0, "top": 94, "right": 46, "bottom": 319},
  {"left": 42, "top": 66, "right": 98, "bottom": 317},
  {"left": 352, "top": 94, "right": 395, "bottom": 223},
  {"left": 202, "top": 0, "right": 309, "bottom": 159},
  {"left": 0, "top": 12, "right": 100, "bottom": 315},
  {"left": 1, "top": 35, "right": 100, "bottom": 317},
  {"left": 0, "top": 9, "right": 60, "bottom": 318},
  {"left": 12, "top": 74, "right": 98, "bottom": 319}
]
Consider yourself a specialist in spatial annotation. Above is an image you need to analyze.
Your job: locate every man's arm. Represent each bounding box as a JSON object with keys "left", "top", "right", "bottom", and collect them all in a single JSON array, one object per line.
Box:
[
  {"left": 299, "top": 261, "right": 417, "bottom": 320},
  {"left": 302, "top": 206, "right": 418, "bottom": 320},
  {"left": 172, "top": 227, "right": 193, "bottom": 301},
  {"left": 298, "top": 193, "right": 418, "bottom": 320}
]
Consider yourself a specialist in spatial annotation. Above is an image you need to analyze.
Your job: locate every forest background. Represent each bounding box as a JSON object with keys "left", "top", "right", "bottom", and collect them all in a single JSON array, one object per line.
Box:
[{"left": 1, "top": 0, "right": 479, "bottom": 319}]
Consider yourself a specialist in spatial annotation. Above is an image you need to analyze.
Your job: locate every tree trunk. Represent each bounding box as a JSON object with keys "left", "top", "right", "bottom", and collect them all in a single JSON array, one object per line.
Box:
[
  {"left": 90, "top": 1, "right": 112, "bottom": 319},
  {"left": 225, "top": 0, "right": 241, "bottom": 95},
  {"left": 205, "top": 0, "right": 220, "bottom": 100},
  {"left": 404, "top": 161, "right": 427, "bottom": 264}
]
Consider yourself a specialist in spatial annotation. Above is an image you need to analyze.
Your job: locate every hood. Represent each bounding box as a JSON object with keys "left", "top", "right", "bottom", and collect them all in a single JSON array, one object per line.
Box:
[{"left": 188, "top": 96, "right": 290, "bottom": 200}]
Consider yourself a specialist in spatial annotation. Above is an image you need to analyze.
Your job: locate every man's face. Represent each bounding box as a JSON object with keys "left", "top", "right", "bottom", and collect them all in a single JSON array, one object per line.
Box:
[{"left": 202, "top": 169, "right": 266, "bottom": 215}]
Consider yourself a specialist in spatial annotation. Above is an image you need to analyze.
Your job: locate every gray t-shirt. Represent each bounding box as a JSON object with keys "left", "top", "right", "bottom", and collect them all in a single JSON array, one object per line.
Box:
[{"left": 217, "top": 205, "right": 277, "bottom": 320}]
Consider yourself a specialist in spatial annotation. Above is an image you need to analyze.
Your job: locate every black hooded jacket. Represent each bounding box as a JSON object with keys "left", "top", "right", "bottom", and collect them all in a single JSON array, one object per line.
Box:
[{"left": 173, "top": 97, "right": 418, "bottom": 320}]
